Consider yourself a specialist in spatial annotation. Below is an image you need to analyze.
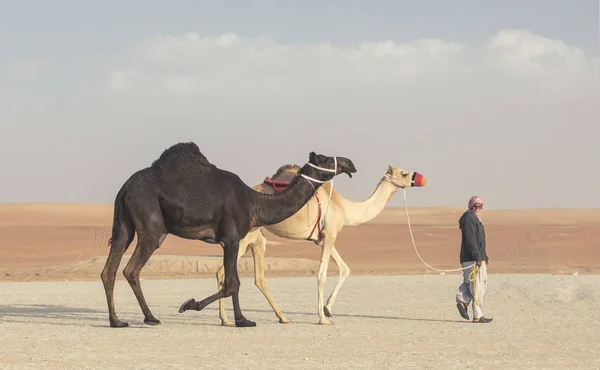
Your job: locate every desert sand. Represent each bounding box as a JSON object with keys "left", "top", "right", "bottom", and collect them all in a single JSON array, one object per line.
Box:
[
  {"left": 1, "top": 203, "right": 600, "bottom": 369},
  {"left": 1, "top": 203, "right": 599, "bottom": 281},
  {"left": 1, "top": 276, "right": 599, "bottom": 369}
]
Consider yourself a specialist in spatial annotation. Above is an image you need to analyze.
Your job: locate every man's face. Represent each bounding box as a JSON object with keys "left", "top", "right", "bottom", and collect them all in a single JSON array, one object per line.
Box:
[{"left": 473, "top": 203, "right": 483, "bottom": 210}]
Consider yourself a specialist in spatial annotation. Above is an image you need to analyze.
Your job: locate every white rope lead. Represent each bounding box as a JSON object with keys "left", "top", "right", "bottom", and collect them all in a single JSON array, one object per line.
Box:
[{"left": 403, "top": 188, "right": 475, "bottom": 272}]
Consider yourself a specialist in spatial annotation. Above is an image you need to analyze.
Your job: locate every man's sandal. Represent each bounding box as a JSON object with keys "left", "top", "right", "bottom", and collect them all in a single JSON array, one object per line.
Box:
[
  {"left": 456, "top": 303, "right": 469, "bottom": 320},
  {"left": 473, "top": 317, "right": 493, "bottom": 323}
]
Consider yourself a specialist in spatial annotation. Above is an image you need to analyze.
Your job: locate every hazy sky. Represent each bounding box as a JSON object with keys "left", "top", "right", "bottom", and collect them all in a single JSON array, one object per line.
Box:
[{"left": 1, "top": 0, "right": 599, "bottom": 209}]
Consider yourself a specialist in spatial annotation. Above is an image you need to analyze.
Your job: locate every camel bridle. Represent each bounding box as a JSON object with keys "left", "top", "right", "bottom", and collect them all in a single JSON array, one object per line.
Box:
[
  {"left": 300, "top": 157, "right": 338, "bottom": 244},
  {"left": 382, "top": 171, "right": 414, "bottom": 188},
  {"left": 300, "top": 157, "right": 338, "bottom": 189}
]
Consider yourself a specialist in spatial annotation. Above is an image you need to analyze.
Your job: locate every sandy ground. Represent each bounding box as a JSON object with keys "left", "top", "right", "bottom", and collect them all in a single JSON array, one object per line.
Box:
[
  {"left": 1, "top": 204, "right": 600, "bottom": 369},
  {"left": 1, "top": 275, "right": 599, "bottom": 369}
]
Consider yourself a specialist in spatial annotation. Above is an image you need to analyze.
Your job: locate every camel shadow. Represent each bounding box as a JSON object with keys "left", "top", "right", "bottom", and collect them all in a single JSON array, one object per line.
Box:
[
  {"left": 197, "top": 306, "right": 468, "bottom": 324},
  {"left": 0, "top": 304, "right": 103, "bottom": 319},
  {"left": 0, "top": 304, "right": 467, "bottom": 328},
  {"left": 0, "top": 304, "right": 107, "bottom": 327},
  {"left": 0, "top": 304, "right": 220, "bottom": 328}
]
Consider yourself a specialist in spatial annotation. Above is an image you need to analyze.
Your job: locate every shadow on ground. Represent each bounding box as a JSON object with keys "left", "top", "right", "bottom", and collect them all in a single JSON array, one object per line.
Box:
[
  {"left": 0, "top": 304, "right": 220, "bottom": 328},
  {"left": 173, "top": 305, "right": 468, "bottom": 324}
]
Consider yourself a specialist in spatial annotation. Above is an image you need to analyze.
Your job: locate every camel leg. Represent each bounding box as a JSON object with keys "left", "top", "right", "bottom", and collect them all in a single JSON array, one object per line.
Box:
[
  {"left": 100, "top": 220, "right": 135, "bottom": 328},
  {"left": 217, "top": 236, "right": 251, "bottom": 327},
  {"left": 122, "top": 233, "right": 166, "bottom": 326},
  {"left": 323, "top": 246, "right": 350, "bottom": 318},
  {"left": 251, "top": 233, "right": 290, "bottom": 324},
  {"left": 224, "top": 239, "right": 255, "bottom": 327},
  {"left": 215, "top": 266, "right": 231, "bottom": 325},
  {"left": 180, "top": 239, "right": 256, "bottom": 327},
  {"left": 317, "top": 234, "right": 335, "bottom": 325}
]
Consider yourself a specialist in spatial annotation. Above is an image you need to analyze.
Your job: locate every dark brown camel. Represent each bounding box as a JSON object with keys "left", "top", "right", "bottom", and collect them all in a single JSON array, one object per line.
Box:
[{"left": 101, "top": 142, "right": 356, "bottom": 328}]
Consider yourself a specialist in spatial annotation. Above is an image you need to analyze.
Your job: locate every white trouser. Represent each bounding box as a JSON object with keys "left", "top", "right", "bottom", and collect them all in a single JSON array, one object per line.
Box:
[{"left": 455, "top": 261, "right": 487, "bottom": 319}]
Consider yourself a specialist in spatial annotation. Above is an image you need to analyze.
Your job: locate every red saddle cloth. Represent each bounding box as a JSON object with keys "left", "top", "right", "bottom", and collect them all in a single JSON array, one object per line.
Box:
[
  {"left": 262, "top": 176, "right": 323, "bottom": 240},
  {"left": 263, "top": 177, "right": 292, "bottom": 193}
]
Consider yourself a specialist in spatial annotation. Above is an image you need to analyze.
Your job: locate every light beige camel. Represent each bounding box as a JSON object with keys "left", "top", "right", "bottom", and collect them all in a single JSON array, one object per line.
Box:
[{"left": 216, "top": 164, "right": 427, "bottom": 325}]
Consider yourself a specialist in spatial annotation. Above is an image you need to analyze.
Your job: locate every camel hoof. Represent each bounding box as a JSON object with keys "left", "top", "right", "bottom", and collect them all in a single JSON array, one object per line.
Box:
[
  {"left": 323, "top": 306, "right": 332, "bottom": 317},
  {"left": 235, "top": 319, "right": 257, "bottom": 327},
  {"left": 279, "top": 317, "right": 291, "bottom": 324},
  {"left": 179, "top": 298, "right": 198, "bottom": 313},
  {"left": 221, "top": 320, "right": 235, "bottom": 327},
  {"left": 319, "top": 318, "right": 333, "bottom": 325},
  {"left": 110, "top": 320, "right": 129, "bottom": 328},
  {"left": 144, "top": 317, "right": 161, "bottom": 326}
]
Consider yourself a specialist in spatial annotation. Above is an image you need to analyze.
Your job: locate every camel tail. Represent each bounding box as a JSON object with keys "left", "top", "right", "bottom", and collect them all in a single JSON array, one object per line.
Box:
[{"left": 108, "top": 185, "right": 127, "bottom": 247}]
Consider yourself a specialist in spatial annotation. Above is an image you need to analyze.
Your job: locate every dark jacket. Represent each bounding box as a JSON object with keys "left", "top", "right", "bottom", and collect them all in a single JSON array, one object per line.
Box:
[{"left": 459, "top": 211, "right": 488, "bottom": 263}]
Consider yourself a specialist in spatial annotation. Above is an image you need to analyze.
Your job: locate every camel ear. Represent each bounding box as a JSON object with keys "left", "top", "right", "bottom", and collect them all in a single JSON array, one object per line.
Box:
[
  {"left": 388, "top": 164, "right": 394, "bottom": 173},
  {"left": 309, "top": 152, "right": 317, "bottom": 163}
]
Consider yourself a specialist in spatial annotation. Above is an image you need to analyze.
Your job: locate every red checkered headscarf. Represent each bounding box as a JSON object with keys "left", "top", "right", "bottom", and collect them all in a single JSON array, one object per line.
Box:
[{"left": 468, "top": 196, "right": 483, "bottom": 220}]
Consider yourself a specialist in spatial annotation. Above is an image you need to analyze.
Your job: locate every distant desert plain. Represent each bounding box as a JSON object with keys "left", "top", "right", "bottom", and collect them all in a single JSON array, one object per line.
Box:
[{"left": 1, "top": 203, "right": 599, "bottom": 282}]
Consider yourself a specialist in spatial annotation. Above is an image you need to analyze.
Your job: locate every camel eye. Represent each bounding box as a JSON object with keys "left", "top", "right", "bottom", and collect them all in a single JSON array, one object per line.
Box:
[{"left": 401, "top": 172, "right": 408, "bottom": 177}]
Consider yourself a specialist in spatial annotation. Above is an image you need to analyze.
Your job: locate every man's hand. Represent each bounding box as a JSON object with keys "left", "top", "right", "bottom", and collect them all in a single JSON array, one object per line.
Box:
[
  {"left": 476, "top": 261, "right": 483, "bottom": 267},
  {"left": 486, "top": 260, "right": 489, "bottom": 266}
]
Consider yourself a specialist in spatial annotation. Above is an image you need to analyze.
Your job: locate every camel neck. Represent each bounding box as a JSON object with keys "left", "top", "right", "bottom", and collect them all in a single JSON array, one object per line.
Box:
[
  {"left": 250, "top": 173, "right": 322, "bottom": 227},
  {"left": 336, "top": 179, "right": 397, "bottom": 226}
]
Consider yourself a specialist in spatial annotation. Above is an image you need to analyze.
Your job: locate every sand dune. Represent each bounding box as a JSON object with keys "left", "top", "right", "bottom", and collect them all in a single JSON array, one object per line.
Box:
[{"left": 1, "top": 203, "right": 599, "bottom": 282}]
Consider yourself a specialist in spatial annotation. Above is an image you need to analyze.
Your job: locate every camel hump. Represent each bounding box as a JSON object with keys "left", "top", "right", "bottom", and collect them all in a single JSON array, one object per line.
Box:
[
  {"left": 151, "top": 142, "right": 213, "bottom": 172},
  {"left": 271, "top": 164, "right": 300, "bottom": 180},
  {"left": 260, "top": 164, "right": 300, "bottom": 192}
]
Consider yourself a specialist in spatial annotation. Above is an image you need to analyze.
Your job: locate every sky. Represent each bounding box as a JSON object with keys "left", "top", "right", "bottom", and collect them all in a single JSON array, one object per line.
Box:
[{"left": 1, "top": 0, "right": 599, "bottom": 209}]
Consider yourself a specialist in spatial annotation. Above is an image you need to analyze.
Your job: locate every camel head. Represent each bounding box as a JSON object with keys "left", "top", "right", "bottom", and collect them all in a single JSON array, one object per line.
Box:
[
  {"left": 384, "top": 164, "right": 427, "bottom": 188},
  {"left": 303, "top": 152, "right": 357, "bottom": 180}
]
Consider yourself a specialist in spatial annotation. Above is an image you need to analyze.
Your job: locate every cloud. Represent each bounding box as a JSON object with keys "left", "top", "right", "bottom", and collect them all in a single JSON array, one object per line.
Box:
[
  {"left": 103, "top": 29, "right": 593, "bottom": 97},
  {"left": 1, "top": 29, "right": 598, "bottom": 208}
]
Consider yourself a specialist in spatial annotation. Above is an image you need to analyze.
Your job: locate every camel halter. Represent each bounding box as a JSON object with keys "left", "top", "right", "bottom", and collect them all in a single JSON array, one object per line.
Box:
[
  {"left": 301, "top": 157, "right": 338, "bottom": 239},
  {"left": 382, "top": 172, "right": 411, "bottom": 188}
]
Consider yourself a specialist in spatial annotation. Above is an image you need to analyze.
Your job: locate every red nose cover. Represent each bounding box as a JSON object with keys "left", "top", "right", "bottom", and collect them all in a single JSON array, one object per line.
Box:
[{"left": 413, "top": 173, "right": 426, "bottom": 187}]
